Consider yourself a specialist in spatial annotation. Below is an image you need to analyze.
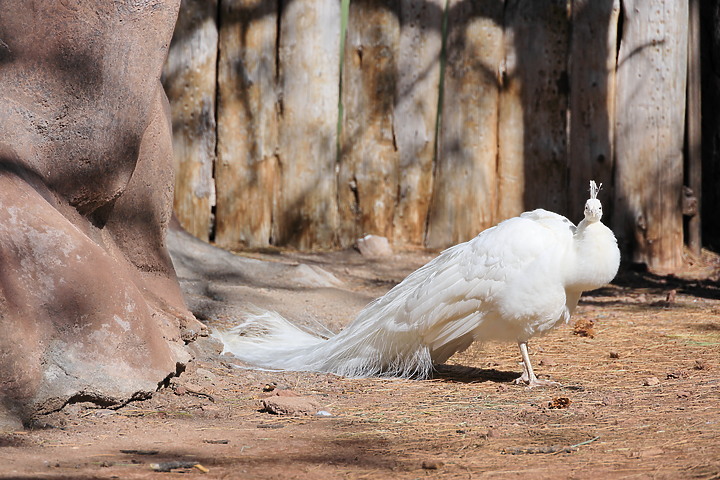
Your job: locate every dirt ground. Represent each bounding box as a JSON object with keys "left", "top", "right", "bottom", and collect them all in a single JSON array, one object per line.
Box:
[{"left": 2, "top": 247, "right": 720, "bottom": 480}]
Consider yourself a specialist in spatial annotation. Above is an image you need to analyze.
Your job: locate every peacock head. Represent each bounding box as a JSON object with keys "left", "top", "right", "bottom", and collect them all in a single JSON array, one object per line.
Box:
[{"left": 584, "top": 181, "right": 603, "bottom": 222}]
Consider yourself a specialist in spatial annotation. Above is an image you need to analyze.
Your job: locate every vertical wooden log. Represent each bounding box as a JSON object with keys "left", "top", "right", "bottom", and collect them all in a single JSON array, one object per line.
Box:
[
  {"left": 392, "top": 0, "right": 444, "bottom": 247},
  {"left": 700, "top": 1, "right": 720, "bottom": 248},
  {"left": 276, "top": 0, "right": 341, "bottom": 250},
  {"left": 497, "top": 3, "right": 523, "bottom": 221},
  {"left": 338, "top": 0, "right": 400, "bottom": 247},
  {"left": 426, "top": 0, "right": 504, "bottom": 248},
  {"left": 614, "top": 0, "right": 688, "bottom": 272},
  {"left": 568, "top": 0, "right": 620, "bottom": 223},
  {"left": 686, "top": 0, "right": 702, "bottom": 256},
  {"left": 498, "top": 0, "right": 570, "bottom": 220},
  {"left": 162, "top": 0, "right": 218, "bottom": 241},
  {"left": 214, "top": 1, "right": 279, "bottom": 249}
]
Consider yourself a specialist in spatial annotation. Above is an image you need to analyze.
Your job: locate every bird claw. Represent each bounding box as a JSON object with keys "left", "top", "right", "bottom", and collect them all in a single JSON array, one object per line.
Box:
[
  {"left": 527, "top": 378, "right": 562, "bottom": 388},
  {"left": 513, "top": 376, "right": 561, "bottom": 388}
]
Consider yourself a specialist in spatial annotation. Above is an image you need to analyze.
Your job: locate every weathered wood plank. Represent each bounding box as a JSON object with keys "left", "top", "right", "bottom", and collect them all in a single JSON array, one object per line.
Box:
[
  {"left": 426, "top": 0, "right": 504, "bottom": 248},
  {"left": 686, "top": 0, "right": 702, "bottom": 255},
  {"left": 162, "top": 0, "right": 218, "bottom": 241},
  {"left": 613, "top": 0, "right": 688, "bottom": 271},
  {"left": 275, "top": 0, "right": 341, "bottom": 250},
  {"left": 700, "top": 0, "right": 720, "bottom": 247},
  {"left": 498, "top": 0, "right": 570, "bottom": 220},
  {"left": 338, "top": 0, "right": 400, "bottom": 247},
  {"left": 568, "top": 0, "right": 620, "bottom": 223},
  {"left": 497, "top": 2, "right": 523, "bottom": 222},
  {"left": 214, "top": 1, "right": 279, "bottom": 249},
  {"left": 391, "top": 0, "right": 444, "bottom": 247}
]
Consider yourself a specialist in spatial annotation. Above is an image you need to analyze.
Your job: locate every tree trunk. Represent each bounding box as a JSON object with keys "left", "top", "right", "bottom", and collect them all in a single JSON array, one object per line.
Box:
[
  {"left": 338, "top": 0, "right": 400, "bottom": 247},
  {"left": 214, "top": 1, "right": 279, "bottom": 249},
  {"left": 275, "top": 0, "right": 341, "bottom": 250},
  {"left": 391, "top": 0, "right": 444, "bottom": 247},
  {"left": 162, "top": 0, "right": 218, "bottom": 241},
  {"left": 568, "top": 0, "right": 619, "bottom": 223},
  {"left": 426, "top": 0, "right": 504, "bottom": 248},
  {"left": 613, "top": 0, "right": 688, "bottom": 272}
]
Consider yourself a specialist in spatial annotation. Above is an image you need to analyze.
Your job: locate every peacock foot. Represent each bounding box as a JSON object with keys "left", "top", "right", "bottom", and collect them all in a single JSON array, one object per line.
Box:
[
  {"left": 513, "top": 362, "right": 561, "bottom": 388},
  {"left": 513, "top": 376, "right": 562, "bottom": 388}
]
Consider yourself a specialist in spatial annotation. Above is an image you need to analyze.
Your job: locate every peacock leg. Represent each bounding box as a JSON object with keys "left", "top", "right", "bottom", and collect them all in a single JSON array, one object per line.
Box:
[{"left": 514, "top": 342, "right": 560, "bottom": 388}]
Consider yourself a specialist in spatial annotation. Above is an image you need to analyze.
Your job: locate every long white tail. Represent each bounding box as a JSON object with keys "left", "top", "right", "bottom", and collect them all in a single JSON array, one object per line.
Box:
[
  {"left": 212, "top": 254, "right": 456, "bottom": 379},
  {"left": 214, "top": 305, "right": 434, "bottom": 379},
  {"left": 215, "top": 241, "right": 487, "bottom": 379}
]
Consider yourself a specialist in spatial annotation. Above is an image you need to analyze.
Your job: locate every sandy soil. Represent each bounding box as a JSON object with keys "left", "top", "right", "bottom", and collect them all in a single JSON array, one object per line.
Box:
[{"left": 2, "top": 246, "right": 720, "bottom": 480}]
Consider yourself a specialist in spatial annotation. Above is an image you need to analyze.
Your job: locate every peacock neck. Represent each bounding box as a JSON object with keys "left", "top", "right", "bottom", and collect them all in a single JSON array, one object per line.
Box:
[{"left": 567, "top": 219, "right": 620, "bottom": 293}]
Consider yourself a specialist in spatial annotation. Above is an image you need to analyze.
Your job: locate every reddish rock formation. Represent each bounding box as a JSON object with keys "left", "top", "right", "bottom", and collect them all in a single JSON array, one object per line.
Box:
[{"left": 0, "top": 0, "right": 204, "bottom": 429}]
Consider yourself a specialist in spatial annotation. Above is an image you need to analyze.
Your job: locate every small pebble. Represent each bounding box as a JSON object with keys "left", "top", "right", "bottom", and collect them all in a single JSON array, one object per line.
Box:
[
  {"left": 421, "top": 460, "right": 444, "bottom": 470},
  {"left": 150, "top": 461, "right": 201, "bottom": 472},
  {"left": 356, "top": 235, "right": 393, "bottom": 258}
]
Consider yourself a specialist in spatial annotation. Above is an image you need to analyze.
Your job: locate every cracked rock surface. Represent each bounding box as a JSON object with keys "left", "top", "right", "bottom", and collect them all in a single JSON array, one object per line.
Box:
[{"left": 0, "top": 0, "right": 204, "bottom": 429}]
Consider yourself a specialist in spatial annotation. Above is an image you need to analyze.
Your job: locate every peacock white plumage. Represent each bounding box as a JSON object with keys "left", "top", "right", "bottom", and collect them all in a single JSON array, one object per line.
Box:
[{"left": 215, "top": 181, "right": 620, "bottom": 387}]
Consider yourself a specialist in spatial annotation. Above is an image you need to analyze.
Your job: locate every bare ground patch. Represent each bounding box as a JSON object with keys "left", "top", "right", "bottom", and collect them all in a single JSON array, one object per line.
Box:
[{"left": 2, "top": 250, "right": 719, "bottom": 479}]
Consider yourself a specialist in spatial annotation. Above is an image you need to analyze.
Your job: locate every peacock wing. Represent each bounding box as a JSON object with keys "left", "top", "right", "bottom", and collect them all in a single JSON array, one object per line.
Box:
[{"left": 395, "top": 211, "right": 576, "bottom": 362}]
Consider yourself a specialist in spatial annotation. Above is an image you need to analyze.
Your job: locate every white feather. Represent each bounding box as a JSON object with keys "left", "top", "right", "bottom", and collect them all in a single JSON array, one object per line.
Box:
[{"left": 216, "top": 182, "right": 620, "bottom": 381}]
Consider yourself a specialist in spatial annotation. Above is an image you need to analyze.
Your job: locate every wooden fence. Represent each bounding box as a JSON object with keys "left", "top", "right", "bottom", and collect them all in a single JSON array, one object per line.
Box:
[{"left": 162, "top": 0, "right": 698, "bottom": 272}]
